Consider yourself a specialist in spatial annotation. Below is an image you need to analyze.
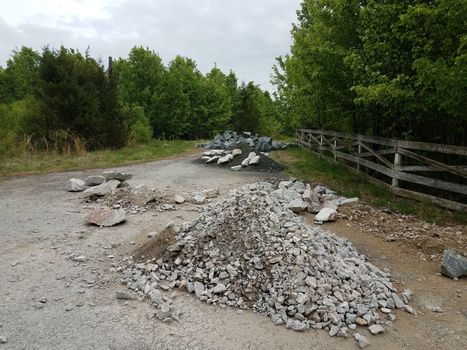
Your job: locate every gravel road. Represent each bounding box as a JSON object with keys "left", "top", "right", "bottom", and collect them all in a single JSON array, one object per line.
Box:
[{"left": 0, "top": 154, "right": 465, "bottom": 350}]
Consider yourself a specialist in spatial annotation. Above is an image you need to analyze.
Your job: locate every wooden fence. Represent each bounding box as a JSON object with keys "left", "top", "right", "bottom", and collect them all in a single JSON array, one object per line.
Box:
[{"left": 297, "top": 129, "right": 467, "bottom": 212}]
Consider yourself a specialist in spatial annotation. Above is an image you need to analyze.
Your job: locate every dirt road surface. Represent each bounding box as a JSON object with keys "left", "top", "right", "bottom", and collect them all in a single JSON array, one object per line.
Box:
[{"left": 0, "top": 154, "right": 466, "bottom": 350}]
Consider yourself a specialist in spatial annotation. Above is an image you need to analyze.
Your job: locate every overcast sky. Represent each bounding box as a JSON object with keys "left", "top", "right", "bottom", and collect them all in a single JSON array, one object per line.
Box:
[{"left": 0, "top": 0, "right": 301, "bottom": 91}]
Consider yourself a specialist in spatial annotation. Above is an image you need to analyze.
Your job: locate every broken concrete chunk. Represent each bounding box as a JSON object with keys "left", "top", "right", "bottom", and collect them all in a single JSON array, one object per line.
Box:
[
  {"left": 241, "top": 158, "right": 250, "bottom": 167},
  {"left": 441, "top": 250, "right": 467, "bottom": 279},
  {"left": 339, "top": 197, "right": 360, "bottom": 206},
  {"left": 315, "top": 208, "right": 338, "bottom": 222},
  {"left": 206, "top": 156, "right": 220, "bottom": 164},
  {"left": 248, "top": 155, "right": 260, "bottom": 165},
  {"left": 217, "top": 154, "right": 234, "bottom": 165},
  {"left": 203, "top": 149, "right": 225, "bottom": 156},
  {"left": 85, "top": 207, "right": 126, "bottom": 227},
  {"left": 66, "top": 178, "right": 86, "bottom": 192},
  {"left": 240, "top": 152, "right": 257, "bottom": 167}
]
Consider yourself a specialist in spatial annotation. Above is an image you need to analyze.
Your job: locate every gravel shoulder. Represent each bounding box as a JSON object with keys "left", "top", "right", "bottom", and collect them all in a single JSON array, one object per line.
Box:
[{"left": 0, "top": 154, "right": 465, "bottom": 350}]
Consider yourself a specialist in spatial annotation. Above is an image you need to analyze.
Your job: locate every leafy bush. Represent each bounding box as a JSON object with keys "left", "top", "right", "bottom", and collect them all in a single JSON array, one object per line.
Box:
[{"left": 122, "top": 105, "right": 153, "bottom": 146}]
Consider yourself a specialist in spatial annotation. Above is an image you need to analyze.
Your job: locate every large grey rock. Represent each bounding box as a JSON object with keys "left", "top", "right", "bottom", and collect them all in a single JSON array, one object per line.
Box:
[
  {"left": 241, "top": 152, "right": 257, "bottom": 167},
  {"left": 149, "top": 289, "right": 164, "bottom": 304},
  {"left": 66, "top": 178, "right": 86, "bottom": 192},
  {"left": 368, "top": 324, "right": 385, "bottom": 335},
  {"left": 206, "top": 156, "right": 220, "bottom": 163},
  {"left": 287, "top": 198, "right": 308, "bottom": 213},
  {"left": 248, "top": 155, "right": 261, "bottom": 165},
  {"left": 217, "top": 154, "right": 234, "bottom": 165},
  {"left": 83, "top": 180, "right": 120, "bottom": 198},
  {"left": 0, "top": 335, "right": 6, "bottom": 344},
  {"left": 441, "top": 250, "right": 467, "bottom": 279},
  {"left": 211, "top": 284, "right": 227, "bottom": 294},
  {"left": 315, "top": 208, "right": 338, "bottom": 222},
  {"left": 84, "top": 175, "right": 106, "bottom": 186},
  {"left": 85, "top": 207, "right": 126, "bottom": 227},
  {"left": 290, "top": 181, "right": 305, "bottom": 193},
  {"left": 354, "top": 333, "right": 370, "bottom": 348},
  {"left": 194, "top": 282, "right": 205, "bottom": 297},
  {"left": 272, "top": 188, "right": 301, "bottom": 202},
  {"left": 302, "top": 184, "right": 312, "bottom": 202},
  {"left": 102, "top": 171, "right": 132, "bottom": 181},
  {"left": 232, "top": 149, "right": 242, "bottom": 157},
  {"left": 278, "top": 181, "right": 293, "bottom": 189}
]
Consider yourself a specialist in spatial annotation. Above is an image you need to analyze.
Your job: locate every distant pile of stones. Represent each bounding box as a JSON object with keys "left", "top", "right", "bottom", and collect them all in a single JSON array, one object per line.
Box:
[
  {"left": 199, "top": 131, "right": 292, "bottom": 152},
  {"left": 121, "top": 181, "right": 413, "bottom": 347},
  {"left": 200, "top": 148, "right": 260, "bottom": 170}
]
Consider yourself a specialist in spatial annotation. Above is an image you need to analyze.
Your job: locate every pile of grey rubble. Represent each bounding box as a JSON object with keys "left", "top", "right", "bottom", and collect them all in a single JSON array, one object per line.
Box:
[
  {"left": 272, "top": 179, "right": 359, "bottom": 223},
  {"left": 66, "top": 171, "right": 225, "bottom": 227},
  {"left": 66, "top": 170, "right": 133, "bottom": 195},
  {"left": 199, "top": 131, "right": 292, "bottom": 151},
  {"left": 66, "top": 171, "right": 133, "bottom": 227},
  {"left": 120, "top": 181, "right": 414, "bottom": 347}
]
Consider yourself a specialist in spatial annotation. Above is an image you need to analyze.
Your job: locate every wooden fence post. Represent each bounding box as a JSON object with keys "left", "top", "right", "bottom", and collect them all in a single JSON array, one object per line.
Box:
[
  {"left": 392, "top": 149, "right": 401, "bottom": 187},
  {"left": 319, "top": 134, "right": 323, "bottom": 159},
  {"left": 357, "top": 143, "right": 361, "bottom": 172},
  {"left": 333, "top": 139, "right": 337, "bottom": 162}
]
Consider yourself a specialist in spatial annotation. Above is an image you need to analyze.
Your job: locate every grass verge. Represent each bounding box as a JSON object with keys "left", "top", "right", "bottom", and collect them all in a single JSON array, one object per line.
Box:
[
  {"left": 0, "top": 140, "right": 198, "bottom": 177},
  {"left": 272, "top": 147, "right": 467, "bottom": 225}
]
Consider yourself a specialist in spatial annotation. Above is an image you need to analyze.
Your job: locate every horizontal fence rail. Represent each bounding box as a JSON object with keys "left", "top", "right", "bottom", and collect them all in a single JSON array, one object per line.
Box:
[{"left": 297, "top": 129, "right": 467, "bottom": 212}]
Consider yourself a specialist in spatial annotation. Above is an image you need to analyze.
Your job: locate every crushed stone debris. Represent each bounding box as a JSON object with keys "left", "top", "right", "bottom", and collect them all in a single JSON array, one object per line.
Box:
[{"left": 120, "top": 181, "right": 412, "bottom": 338}]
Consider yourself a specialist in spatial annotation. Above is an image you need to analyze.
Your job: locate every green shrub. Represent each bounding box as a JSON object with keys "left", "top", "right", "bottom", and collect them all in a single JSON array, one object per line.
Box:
[{"left": 122, "top": 105, "right": 153, "bottom": 146}]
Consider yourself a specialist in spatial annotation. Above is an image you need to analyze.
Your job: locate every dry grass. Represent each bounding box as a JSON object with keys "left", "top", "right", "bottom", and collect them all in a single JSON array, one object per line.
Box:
[{"left": 0, "top": 139, "right": 198, "bottom": 177}]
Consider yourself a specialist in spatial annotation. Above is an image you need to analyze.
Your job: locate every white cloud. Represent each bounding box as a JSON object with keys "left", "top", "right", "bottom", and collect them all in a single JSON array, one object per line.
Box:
[{"left": 0, "top": 0, "right": 301, "bottom": 90}]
